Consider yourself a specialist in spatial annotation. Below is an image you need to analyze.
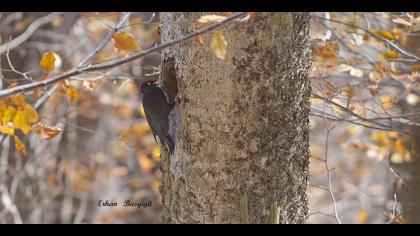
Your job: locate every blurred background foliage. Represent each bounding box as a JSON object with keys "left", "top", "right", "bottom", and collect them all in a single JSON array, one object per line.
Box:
[{"left": 0, "top": 12, "right": 419, "bottom": 224}]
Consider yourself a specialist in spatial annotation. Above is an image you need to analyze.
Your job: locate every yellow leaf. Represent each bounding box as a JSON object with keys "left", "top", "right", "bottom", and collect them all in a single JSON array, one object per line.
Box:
[
  {"left": 376, "top": 30, "right": 395, "bottom": 40},
  {"left": 0, "top": 124, "right": 14, "bottom": 135},
  {"left": 370, "top": 131, "right": 390, "bottom": 148},
  {"left": 383, "top": 50, "right": 399, "bottom": 60},
  {"left": 391, "top": 152, "right": 404, "bottom": 164},
  {"left": 2, "top": 107, "right": 16, "bottom": 124},
  {"left": 395, "top": 138, "right": 406, "bottom": 154},
  {"left": 211, "top": 30, "right": 227, "bottom": 60},
  {"left": 13, "top": 110, "right": 31, "bottom": 134},
  {"left": 66, "top": 86, "right": 78, "bottom": 101},
  {"left": 380, "top": 95, "right": 394, "bottom": 109},
  {"left": 138, "top": 154, "right": 154, "bottom": 172},
  {"left": 152, "top": 146, "right": 161, "bottom": 160},
  {"left": 33, "top": 123, "right": 62, "bottom": 140},
  {"left": 346, "top": 124, "right": 363, "bottom": 136},
  {"left": 39, "top": 52, "right": 56, "bottom": 71},
  {"left": 139, "top": 106, "right": 146, "bottom": 118},
  {"left": 23, "top": 104, "right": 39, "bottom": 123},
  {"left": 14, "top": 135, "right": 27, "bottom": 156},
  {"left": 111, "top": 32, "right": 140, "bottom": 54},
  {"left": 357, "top": 210, "right": 368, "bottom": 224},
  {"left": 198, "top": 14, "right": 227, "bottom": 24}
]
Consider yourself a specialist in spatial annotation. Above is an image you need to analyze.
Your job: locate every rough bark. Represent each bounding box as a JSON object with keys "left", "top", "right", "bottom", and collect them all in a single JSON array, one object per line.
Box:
[{"left": 159, "top": 12, "right": 311, "bottom": 224}]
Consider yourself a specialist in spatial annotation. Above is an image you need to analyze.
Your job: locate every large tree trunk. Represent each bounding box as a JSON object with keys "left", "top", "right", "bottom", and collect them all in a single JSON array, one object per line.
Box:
[{"left": 159, "top": 12, "right": 311, "bottom": 224}]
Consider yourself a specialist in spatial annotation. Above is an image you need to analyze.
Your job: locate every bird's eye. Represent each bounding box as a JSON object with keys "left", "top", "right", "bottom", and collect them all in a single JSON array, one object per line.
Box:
[{"left": 148, "top": 82, "right": 151, "bottom": 85}]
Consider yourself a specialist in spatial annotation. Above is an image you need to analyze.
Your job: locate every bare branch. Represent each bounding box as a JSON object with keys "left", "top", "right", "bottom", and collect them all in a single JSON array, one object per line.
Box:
[
  {"left": 312, "top": 14, "right": 420, "bottom": 62},
  {"left": 0, "top": 13, "right": 63, "bottom": 54},
  {"left": 77, "top": 12, "right": 130, "bottom": 67},
  {"left": 0, "top": 12, "right": 247, "bottom": 99}
]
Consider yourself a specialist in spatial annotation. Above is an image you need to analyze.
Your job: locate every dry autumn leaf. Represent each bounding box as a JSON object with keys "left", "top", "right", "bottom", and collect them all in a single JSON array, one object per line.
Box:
[
  {"left": 111, "top": 32, "right": 140, "bottom": 54},
  {"left": 198, "top": 14, "right": 227, "bottom": 25},
  {"left": 194, "top": 35, "right": 205, "bottom": 46},
  {"left": 66, "top": 86, "right": 78, "bottom": 101},
  {"left": 211, "top": 30, "right": 227, "bottom": 60},
  {"left": 376, "top": 30, "right": 394, "bottom": 40},
  {"left": 138, "top": 154, "right": 154, "bottom": 172},
  {"left": 314, "top": 43, "right": 340, "bottom": 59},
  {"left": 343, "top": 84, "right": 355, "bottom": 99},
  {"left": 39, "top": 52, "right": 56, "bottom": 72},
  {"left": 14, "top": 135, "right": 27, "bottom": 156},
  {"left": 33, "top": 123, "right": 62, "bottom": 140},
  {"left": 24, "top": 104, "right": 39, "bottom": 123},
  {"left": 326, "top": 82, "right": 336, "bottom": 99}
]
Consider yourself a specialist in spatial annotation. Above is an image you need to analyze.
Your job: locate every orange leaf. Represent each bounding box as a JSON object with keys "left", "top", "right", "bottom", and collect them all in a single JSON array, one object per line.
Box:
[
  {"left": 39, "top": 52, "right": 56, "bottom": 72},
  {"left": 343, "top": 84, "right": 355, "bottom": 99},
  {"left": 23, "top": 103, "right": 39, "bottom": 123},
  {"left": 138, "top": 154, "right": 154, "bottom": 172},
  {"left": 326, "top": 82, "right": 336, "bottom": 99},
  {"left": 247, "top": 12, "right": 255, "bottom": 24},
  {"left": 111, "top": 32, "right": 140, "bottom": 54},
  {"left": 33, "top": 88, "right": 41, "bottom": 100},
  {"left": 383, "top": 50, "right": 399, "bottom": 60},
  {"left": 314, "top": 43, "right": 340, "bottom": 59},
  {"left": 376, "top": 30, "right": 394, "bottom": 40},
  {"left": 14, "top": 135, "right": 27, "bottom": 156},
  {"left": 33, "top": 123, "right": 62, "bottom": 140}
]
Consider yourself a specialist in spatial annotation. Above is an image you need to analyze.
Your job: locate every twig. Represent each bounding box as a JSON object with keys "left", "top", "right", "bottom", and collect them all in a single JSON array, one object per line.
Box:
[
  {"left": 312, "top": 15, "right": 420, "bottom": 62},
  {"left": 34, "top": 12, "right": 131, "bottom": 110},
  {"left": 0, "top": 13, "right": 63, "bottom": 54},
  {"left": 0, "top": 12, "right": 247, "bottom": 98},
  {"left": 77, "top": 12, "right": 130, "bottom": 67},
  {"left": 323, "top": 126, "right": 341, "bottom": 224}
]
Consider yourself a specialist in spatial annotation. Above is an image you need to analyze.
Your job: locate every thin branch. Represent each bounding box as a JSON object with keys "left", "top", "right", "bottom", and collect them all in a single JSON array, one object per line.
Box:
[
  {"left": 0, "top": 12, "right": 247, "bottom": 98},
  {"left": 0, "top": 13, "right": 63, "bottom": 54},
  {"left": 312, "top": 15, "right": 420, "bottom": 62},
  {"left": 77, "top": 12, "right": 130, "bottom": 67},
  {"left": 34, "top": 12, "right": 131, "bottom": 110},
  {"left": 323, "top": 126, "right": 342, "bottom": 224}
]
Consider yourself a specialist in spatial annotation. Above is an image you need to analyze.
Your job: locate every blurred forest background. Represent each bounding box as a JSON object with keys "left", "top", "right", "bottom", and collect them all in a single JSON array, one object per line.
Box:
[{"left": 0, "top": 12, "right": 419, "bottom": 224}]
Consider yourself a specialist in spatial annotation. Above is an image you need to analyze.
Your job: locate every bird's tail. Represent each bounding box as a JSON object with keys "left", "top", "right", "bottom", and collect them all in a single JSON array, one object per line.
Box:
[{"left": 165, "top": 135, "right": 174, "bottom": 154}]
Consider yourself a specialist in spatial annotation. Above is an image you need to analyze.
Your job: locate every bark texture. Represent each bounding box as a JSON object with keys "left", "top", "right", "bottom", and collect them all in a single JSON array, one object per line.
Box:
[{"left": 159, "top": 12, "right": 311, "bottom": 224}]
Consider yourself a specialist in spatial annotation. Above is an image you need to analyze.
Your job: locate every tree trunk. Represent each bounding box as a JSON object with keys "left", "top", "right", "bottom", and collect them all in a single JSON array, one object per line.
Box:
[{"left": 159, "top": 12, "right": 311, "bottom": 224}]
